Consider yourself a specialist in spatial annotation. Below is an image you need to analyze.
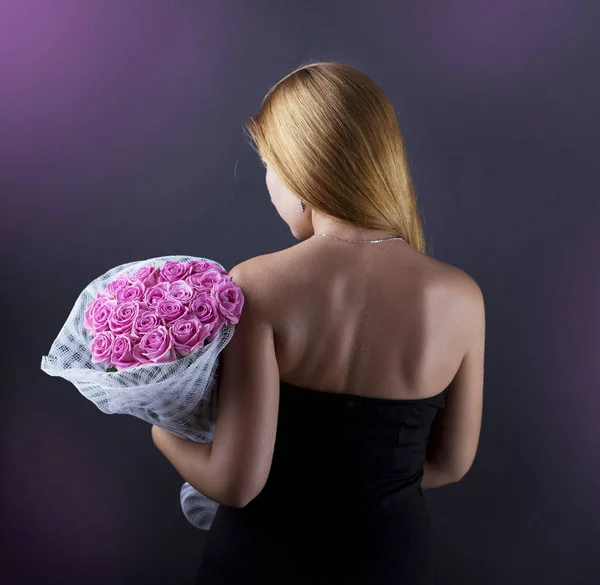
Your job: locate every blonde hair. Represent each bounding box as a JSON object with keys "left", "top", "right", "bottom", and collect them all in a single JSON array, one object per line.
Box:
[{"left": 244, "top": 60, "right": 428, "bottom": 254}]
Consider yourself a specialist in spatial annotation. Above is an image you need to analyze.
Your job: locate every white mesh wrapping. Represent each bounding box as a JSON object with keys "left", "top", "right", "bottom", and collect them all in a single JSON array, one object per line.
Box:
[
  {"left": 40, "top": 255, "right": 236, "bottom": 530},
  {"left": 180, "top": 481, "right": 220, "bottom": 528}
]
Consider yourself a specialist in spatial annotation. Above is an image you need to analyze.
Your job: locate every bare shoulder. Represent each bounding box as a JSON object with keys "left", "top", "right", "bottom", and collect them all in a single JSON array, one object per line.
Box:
[
  {"left": 419, "top": 255, "right": 485, "bottom": 353},
  {"left": 446, "top": 264, "right": 484, "bottom": 314},
  {"left": 424, "top": 255, "right": 484, "bottom": 305},
  {"left": 228, "top": 251, "right": 282, "bottom": 282},
  {"left": 227, "top": 252, "right": 285, "bottom": 308},
  {"left": 434, "top": 261, "right": 486, "bottom": 356},
  {"left": 228, "top": 241, "right": 305, "bottom": 280}
]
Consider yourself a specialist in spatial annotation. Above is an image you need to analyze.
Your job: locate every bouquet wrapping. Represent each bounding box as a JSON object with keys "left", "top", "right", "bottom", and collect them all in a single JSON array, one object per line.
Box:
[{"left": 40, "top": 255, "right": 244, "bottom": 530}]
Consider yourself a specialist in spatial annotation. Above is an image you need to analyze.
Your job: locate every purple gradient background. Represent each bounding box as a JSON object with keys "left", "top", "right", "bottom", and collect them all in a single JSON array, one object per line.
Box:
[{"left": 2, "top": 1, "right": 599, "bottom": 583}]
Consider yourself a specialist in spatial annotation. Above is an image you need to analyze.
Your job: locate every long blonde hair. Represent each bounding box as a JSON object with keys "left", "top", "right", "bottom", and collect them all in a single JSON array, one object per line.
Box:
[{"left": 244, "top": 60, "right": 428, "bottom": 254}]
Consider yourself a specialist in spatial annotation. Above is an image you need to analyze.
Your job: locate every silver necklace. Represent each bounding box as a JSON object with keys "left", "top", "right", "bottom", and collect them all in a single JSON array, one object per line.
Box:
[{"left": 313, "top": 232, "right": 404, "bottom": 244}]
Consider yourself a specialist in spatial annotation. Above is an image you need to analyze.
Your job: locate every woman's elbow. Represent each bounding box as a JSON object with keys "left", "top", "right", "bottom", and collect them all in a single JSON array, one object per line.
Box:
[{"left": 451, "top": 460, "right": 475, "bottom": 483}]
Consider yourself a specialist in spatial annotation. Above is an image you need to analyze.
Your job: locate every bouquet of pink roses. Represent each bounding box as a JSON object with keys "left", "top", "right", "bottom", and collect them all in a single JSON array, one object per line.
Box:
[
  {"left": 41, "top": 255, "right": 244, "bottom": 530},
  {"left": 85, "top": 259, "right": 242, "bottom": 370}
]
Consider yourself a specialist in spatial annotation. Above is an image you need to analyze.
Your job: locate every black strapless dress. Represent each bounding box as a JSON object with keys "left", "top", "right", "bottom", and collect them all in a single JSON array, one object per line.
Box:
[{"left": 194, "top": 380, "right": 447, "bottom": 585}]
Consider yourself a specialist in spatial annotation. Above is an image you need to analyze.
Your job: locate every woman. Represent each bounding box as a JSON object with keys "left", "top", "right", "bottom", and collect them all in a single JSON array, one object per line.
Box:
[{"left": 153, "top": 60, "right": 485, "bottom": 584}]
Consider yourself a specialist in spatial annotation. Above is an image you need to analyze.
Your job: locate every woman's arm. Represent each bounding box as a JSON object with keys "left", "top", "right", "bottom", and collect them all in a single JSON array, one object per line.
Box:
[
  {"left": 422, "top": 278, "right": 485, "bottom": 489},
  {"left": 151, "top": 425, "right": 242, "bottom": 508}
]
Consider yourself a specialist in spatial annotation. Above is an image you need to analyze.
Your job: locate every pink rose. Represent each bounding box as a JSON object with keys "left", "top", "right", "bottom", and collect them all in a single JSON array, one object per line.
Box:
[
  {"left": 108, "top": 301, "right": 140, "bottom": 335},
  {"left": 131, "top": 310, "right": 162, "bottom": 341},
  {"left": 213, "top": 280, "right": 245, "bottom": 324},
  {"left": 156, "top": 298, "right": 188, "bottom": 325},
  {"left": 111, "top": 335, "right": 140, "bottom": 370},
  {"left": 90, "top": 330, "right": 115, "bottom": 364},
  {"left": 84, "top": 294, "right": 112, "bottom": 332},
  {"left": 131, "top": 265, "right": 160, "bottom": 288},
  {"left": 188, "top": 260, "right": 227, "bottom": 276},
  {"left": 170, "top": 317, "right": 212, "bottom": 357},
  {"left": 144, "top": 282, "right": 169, "bottom": 311},
  {"left": 132, "top": 326, "right": 176, "bottom": 364},
  {"left": 105, "top": 274, "right": 131, "bottom": 298},
  {"left": 188, "top": 268, "right": 227, "bottom": 294},
  {"left": 90, "top": 298, "right": 117, "bottom": 333},
  {"left": 115, "top": 280, "right": 146, "bottom": 303},
  {"left": 167, "top": 279, "right": 196, "bottom": 304},
  {"left": 190, "top": 293, "right": 224, "bottom": 342},
  {"left": 159, "top": 261, "right": 191, "bottom": 283}
]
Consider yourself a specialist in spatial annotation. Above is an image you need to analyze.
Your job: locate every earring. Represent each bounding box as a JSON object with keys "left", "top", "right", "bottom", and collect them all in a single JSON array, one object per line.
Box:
[{"left": 299, "top": 200, "right": 306, "bottom": 212}]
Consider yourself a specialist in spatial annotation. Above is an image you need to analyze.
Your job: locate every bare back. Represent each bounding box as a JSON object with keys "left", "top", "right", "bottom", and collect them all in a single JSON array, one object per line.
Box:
[{"left": 260, "top": 237, "right": 475, "bottom": 401}]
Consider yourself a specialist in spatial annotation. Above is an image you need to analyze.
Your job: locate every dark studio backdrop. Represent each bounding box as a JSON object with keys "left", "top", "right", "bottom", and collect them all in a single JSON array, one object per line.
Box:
[{"left": 1, "top": 1, "right": 598, "bottom": 584}]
